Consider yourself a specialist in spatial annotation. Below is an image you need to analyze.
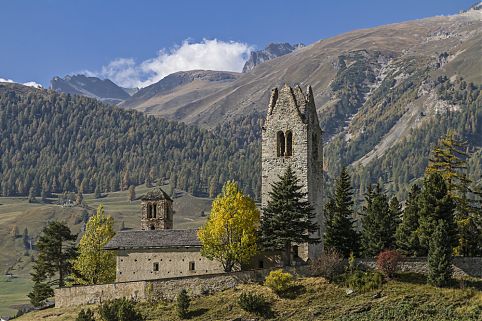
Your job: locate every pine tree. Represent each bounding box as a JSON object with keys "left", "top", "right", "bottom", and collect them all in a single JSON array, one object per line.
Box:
[
  {"left": 29, "top": 221, "right": 77, "bottom": 306},
  {"left": 23, "top": 227, "right": 30, "bottom": 250},
  {"left": 418, "top": 173, "right": 457, "bottom": 255},
  {"left": 428, "top": 220, "right": 453, "bottom": 287},
  {"left": 177, "top": 289, "right": 190, "bottom": 319},
  {"left": 426, "top": 131, "right": 482, "bottom": 256},
  {"left": 28, "top": 187, "right": 36, "bottom": 203},
  {"left": 76, "top": 191, "right": 84, "bottom": 206},
  {"left": 128, "top": 185, "right": 136, "bottom": 202},
  {"left": 260, "top": 166, "right": 319, "bottom": 266},
  {"left": 71, "top": 205, "right": 116, "bottom": 285},
  {"left": 94, "top": 185, "right": 102, "bottom": 199},
  {"left": 396, "top": 185, "right": 423, "bottom": 256},
  {"left": 323, "top": 167, "right": 359, "bottom": 257},
  {"left": 361, "top": 184, "right": 397, "bottom": 257}
]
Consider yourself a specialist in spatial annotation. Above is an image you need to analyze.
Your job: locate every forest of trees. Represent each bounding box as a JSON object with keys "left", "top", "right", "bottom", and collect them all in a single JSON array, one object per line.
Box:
[{"left": 0, "top": 84, "right": 260, "bottom": 199}]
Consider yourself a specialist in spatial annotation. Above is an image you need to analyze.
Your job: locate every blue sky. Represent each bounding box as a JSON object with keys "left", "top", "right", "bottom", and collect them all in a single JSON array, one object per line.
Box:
[{"left": 0, "top": 0, "right": 476, "bottom": 87}]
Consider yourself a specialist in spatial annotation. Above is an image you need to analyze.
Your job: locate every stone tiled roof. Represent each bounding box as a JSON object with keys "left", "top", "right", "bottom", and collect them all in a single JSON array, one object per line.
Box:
[
  {"left": 140, "top": 187, "right": 172, "bottom": 201},
  {"left": 104, "top": 229, "right": 200, "bottom": 250}
]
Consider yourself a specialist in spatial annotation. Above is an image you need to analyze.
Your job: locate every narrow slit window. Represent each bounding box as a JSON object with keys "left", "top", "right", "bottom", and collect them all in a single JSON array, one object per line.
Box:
[
  {"left": 189, "top": 261, "right": 195, "bottom": 271},
  {"left": 153, "top": 262, "right": 159, "bottom": 271},
  {"left": 153, "top": 204, "right": 157, "bottom": 218},
  {"left": 277, "top": 131, "right": 285, "bottom": 157},
  {"left": 286, "top": 131, "right": 293, "bottom": 157},
  {"left": 312, "top": 133, "right": 318, "bottom": 160}
]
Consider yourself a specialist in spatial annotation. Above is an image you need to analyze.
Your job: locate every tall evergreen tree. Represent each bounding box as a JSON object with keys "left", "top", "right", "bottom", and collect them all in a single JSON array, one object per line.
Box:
[
  {"left": 417, "top": 173, "right": 457, "bottom": 255},
  {"left": 426, "top": 131, "right": 482, "bottom": 256},
  {"left": 29, "top": 221, "right": 77, "bottom": 306},
  {"left": 260, "top": 166, "right": 319, "bottom": 266},
  {"left": 361, "top": 184, "right": 397, "bottom": 256},
  {"left": 428, "top": 220, "right": 453, "bottom": 287},
  {"left": 396, "top": 185, "right": 423, "bottom": 256},
  {"left": 323, "top": 167, "right": 359, "bottom": 257}
]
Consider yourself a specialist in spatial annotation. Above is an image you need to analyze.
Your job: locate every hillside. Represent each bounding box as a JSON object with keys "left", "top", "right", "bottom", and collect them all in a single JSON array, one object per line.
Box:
[
  {"left": 15, "top": 276, "right": 482, "bottom": 321},
  {"left": 0, "top": 185, "right": 212, "bottom": 316},
  {"left": 120, "top": 8, "right": 482, "bottom": 198},
  {"left": 242, "top": 42, "right": 304, "bottom": 73},
  {"left": 0, "top": 83, "right": 260, "bottom": 199},
  {"left": 50, "top": 75, "right": 134, "bottom": 104}
]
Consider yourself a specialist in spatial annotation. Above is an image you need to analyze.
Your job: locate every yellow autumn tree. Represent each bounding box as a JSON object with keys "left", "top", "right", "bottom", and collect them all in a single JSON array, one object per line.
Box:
[
  {"left": 71, "top": 204, "right": 116, "bottom": 285},
  {"left": 198, "top": 181, "right": 260, "bottom": 272}
]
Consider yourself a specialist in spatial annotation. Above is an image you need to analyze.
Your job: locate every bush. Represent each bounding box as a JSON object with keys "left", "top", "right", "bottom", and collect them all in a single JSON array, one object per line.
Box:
[
  {"left": 310, "top": 248, "right": 345, "bottom": 281},
  {"left": 376, "top": 249, "right": 402, "bottom": 278},
  {"left": 98, "top": 298, "right": 144, "bottom": 321},
  {"left": 177, "top": 289, "right": 191, "bottom": 319},
  {"left": 264, "top": 269, "right": 294, "bottom": 294},
  {"left": 238, "top": 292, "right": 269, "bottom": 315},
  {"left": 76, "top": 308, "right": 95, "bottom": 321},
  {"left": 346, "top": 271, "right": 383, "bottom": 293}
]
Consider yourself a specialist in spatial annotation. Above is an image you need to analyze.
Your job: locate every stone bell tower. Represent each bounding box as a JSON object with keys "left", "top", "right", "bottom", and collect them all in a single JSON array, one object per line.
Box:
[
  {"left": 261, "top": 84, "right": 324, "bottom": 261},
  {"left": 140, "top": 187, "right": 174, "bottom": 230}
]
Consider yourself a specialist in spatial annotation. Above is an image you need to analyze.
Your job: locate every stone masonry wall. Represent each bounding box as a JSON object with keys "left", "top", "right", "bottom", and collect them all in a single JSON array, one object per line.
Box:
[
  {"left": 54, "top": 266, "right": 311, "bottom": 308},
  {"left": 357, "top": 257, "right": 482, "bottom": 278}
]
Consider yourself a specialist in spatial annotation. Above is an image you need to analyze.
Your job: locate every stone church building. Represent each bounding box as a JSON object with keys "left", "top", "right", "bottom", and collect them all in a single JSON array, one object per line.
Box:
[{"left": 105, "top": 84, "right": 324, "bottom": 282}]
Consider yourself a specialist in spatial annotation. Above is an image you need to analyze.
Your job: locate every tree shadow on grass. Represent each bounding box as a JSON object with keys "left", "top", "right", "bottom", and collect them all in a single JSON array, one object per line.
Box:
[
  {"left": 278, "top": 284, "right": 306, "bottom": 300},
  {"left": 396, "top": 272, "right": 427, "bottom": 285},
  {"left": 188, "top": 308, "right": 208, "bottom": 318}
]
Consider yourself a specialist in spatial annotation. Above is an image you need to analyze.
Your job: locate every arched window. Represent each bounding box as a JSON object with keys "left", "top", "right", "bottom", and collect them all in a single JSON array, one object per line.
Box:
[
  {"left": 312, "top": 133, "right": 318, "bottom": 160},
  {"left": 152, "top": 204, "right": 157, "bottom": 218},
  {"left": 277, "top": 131, "right": 285, "bottom": 157},
  {"left": 147, "top": 204, "right": 152, "bottom": 219},
  {"left": 150, "top": 224, "right": 155, "bottom": 230},
  {"left": 286, "top": 131, "right": 293, "bottom": 157}
]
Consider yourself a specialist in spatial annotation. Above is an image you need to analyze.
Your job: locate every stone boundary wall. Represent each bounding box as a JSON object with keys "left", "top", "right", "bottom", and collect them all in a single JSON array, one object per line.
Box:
[
  {"left": 357, "top": 257, "right": 482, "bottom": 278},
  {"left": 54, "top": 266, "right": 311, "bottom": 308}
]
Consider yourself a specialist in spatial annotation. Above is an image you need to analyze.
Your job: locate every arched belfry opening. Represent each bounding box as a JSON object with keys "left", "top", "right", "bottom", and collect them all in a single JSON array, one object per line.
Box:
[
  {"left": 277, "top": 131, "right": 285, "bottom": 157},
  {"left": 286, "top": 131, "right": 293, "bottom": 157},
  {"left": 140, "top": 187, "right": 173, "bottom": 230}
]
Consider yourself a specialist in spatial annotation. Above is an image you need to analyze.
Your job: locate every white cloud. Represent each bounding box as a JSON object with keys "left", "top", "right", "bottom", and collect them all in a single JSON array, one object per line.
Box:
[
  {"left": 85, "top": 39, "right": 253, "bottom": 88},
  {"left": 0, "top": 77, "right": 43, "bottom": 88}
]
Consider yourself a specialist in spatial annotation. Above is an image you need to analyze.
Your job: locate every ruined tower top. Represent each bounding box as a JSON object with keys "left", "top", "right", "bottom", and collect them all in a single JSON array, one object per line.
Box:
[
  {"left": 140, "top": 187, "right": 174, "bottom": 231},
  {"left": 261, "top": 84, "right": 324, "bottom": 261}
]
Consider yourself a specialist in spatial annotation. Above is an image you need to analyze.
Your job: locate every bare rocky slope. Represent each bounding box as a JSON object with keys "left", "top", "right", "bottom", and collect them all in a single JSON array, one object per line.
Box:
[{"left": 120, "top": 8, "right": 482, "bottom": 197}]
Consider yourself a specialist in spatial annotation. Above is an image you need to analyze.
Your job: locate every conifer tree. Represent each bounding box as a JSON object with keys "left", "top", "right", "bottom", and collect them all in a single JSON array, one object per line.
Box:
[
  {"left": 177, "top": 289, "right": 190, "bottom": 319},
  {"left": 29, "top": 221, "right": 77, "bottom": 306},
  {"left": 426, "top": 131, "right": 482, "bottom": 256},
  {"left": 28, "top": 187, "right": 36, "bottom": 203},
  {"left": 396, "top": 185, "right": 423, "bottom": 256},
  {"left": 417, "top": 173, "right": 457, "bottom": 255},
  {"left": 260, "top": 166, "right": 319, "bottom": 265},
  {"left": 361, "top": 184, "right": 397, "bottom": 256},
  {"left": 428, "top": 220, "right": 453, "bottom": 287},
  {"left": 323, "top": 167, "right": 359, "bottom": 257},
  {"left": 71, "top": 204, "right": 116, "bottom": 285},
  {"left": 94, "top": 185, "right": 102, "bottom": 199},
  {"left": 128, "top": 185, "right": 136, "bottom": 202},
  {"left": 23, "top": 227, "right": 30, "bottom": 250}
]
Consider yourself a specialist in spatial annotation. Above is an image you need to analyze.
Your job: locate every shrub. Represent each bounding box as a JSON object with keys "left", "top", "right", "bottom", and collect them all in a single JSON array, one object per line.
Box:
[
  {"left": 310, "top": 248, "right": 345, "bottom": 281},
  {"left": 346, "top": 271, "right": 383, "bottom": 293},
  {"left": 98, "top": 298, "right": 144, "bottom": 321},
  {"left": 76, "top": 308, "right": 95, "bottom": 321},
  {"left": 376, "top": 249, "right": 402, "bottom": 278},
  {"left": 264, "top": 269, "right": 294, "bottom": 294},
  {"left": 176, "top": 289, "right": 191, "bottom": 319},
  {"left": 238, "top": 292, "right": 269, "bottom": 315}
]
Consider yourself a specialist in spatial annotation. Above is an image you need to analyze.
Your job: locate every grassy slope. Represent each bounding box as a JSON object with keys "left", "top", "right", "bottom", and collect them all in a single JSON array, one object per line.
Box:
[
  {"left": 15, "top": 275, "right": 482, "bottom": 321},
  {"left": 0, "top": 185, "right": 211, "bottom": 317}
]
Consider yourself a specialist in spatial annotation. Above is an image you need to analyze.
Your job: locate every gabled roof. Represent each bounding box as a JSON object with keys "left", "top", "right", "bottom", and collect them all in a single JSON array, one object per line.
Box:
[
  {"left": 140, "top": 187, "right": 172, "bottom": 201},
  {"left": 104, "top": 229, "right": 200, "bottom": 250}
]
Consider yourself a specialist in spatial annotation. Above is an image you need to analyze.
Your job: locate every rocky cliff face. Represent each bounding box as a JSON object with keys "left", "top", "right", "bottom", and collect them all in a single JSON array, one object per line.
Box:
[
  {"left": 50, "top": 74, "right": 136, "bottom": 104},
  {"left": 242, "top": 43, "right": 304, "bottom": 73}
]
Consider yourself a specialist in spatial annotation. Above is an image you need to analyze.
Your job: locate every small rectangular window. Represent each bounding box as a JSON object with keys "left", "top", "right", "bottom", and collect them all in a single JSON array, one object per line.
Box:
[
  {"left": 258, "top": 260, "right": 264, "bottom": 269},
  {"left": 189, "top": 261, "right": 195, "bottom": 271},
  {"left": 153, "top": 262, "right": 159, "bottom": 271}
]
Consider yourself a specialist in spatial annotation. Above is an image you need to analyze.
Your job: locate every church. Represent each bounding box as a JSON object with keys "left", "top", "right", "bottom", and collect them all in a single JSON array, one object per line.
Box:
[{"left": 105, "top": 84, "right": 324, "bottom": 282}]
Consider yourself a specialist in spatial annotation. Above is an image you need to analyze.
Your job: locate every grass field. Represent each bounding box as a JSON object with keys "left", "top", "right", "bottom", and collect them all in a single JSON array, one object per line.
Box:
[
  {"left": 14, "top": 274, "right": 482, "bottom": 321},
  {"left": 0, "top": 185, "right": 212, "bottom": 317}
]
